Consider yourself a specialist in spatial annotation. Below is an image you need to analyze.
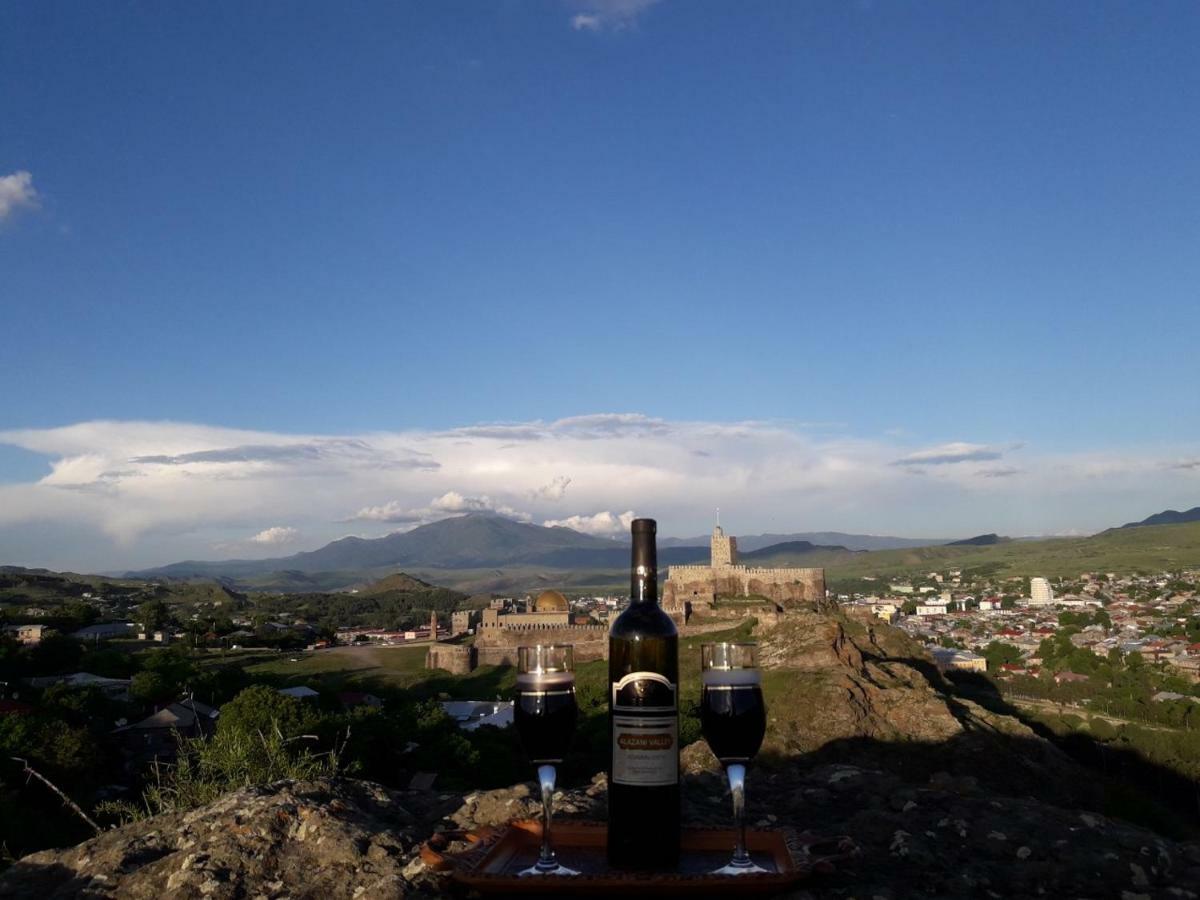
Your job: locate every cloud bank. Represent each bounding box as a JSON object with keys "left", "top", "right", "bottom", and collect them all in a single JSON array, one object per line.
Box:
[
  {"left": 0, "top": 414, "right": 1198, "bottom": 570},
  {"left": 544, "top": 510, "right": 636, "bottom": 536}
]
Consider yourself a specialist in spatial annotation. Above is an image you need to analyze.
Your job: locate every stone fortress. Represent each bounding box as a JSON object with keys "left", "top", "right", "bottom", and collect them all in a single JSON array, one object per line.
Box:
[
  {"left": 427, "top": 524, "right": 827, "bottom": 674},
  {"left": 663, "top": 525, "right": 826, "bottom": 621},
  {"left": 426, "top": 589, "right": 607, "bottom": 675}
]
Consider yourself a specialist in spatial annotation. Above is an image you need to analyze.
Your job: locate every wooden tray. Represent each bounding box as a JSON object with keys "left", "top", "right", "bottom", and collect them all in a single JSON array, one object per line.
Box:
[{"left": 421, "top": 819, "right": 857, "bottom": 895}]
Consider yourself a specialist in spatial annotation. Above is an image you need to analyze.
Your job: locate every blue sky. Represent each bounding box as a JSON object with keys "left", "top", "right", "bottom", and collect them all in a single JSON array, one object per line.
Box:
[{"left": 2, "top": 1, "right": 1199, "bottom": 569}]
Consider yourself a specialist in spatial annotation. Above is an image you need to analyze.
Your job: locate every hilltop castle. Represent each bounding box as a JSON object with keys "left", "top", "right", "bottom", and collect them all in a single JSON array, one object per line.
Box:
[
  {"left": 662, "top": 525, "right": 826, "bottom": 621},
  {"left": 425, "top": 589, "right": 606, "bottom": 674},
  {"left": 427, "top": 525, "right": 828, "bottom": 673}
]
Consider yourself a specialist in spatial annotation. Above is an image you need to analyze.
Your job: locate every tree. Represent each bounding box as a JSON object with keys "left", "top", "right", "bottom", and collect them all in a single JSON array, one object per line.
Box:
[
  {"left": 982, "top": 641, "right": 1023, "bottom": 672},
  {"left": 136, "top": 599, "right": 170, "bottom": 634},
  {"left": 218, "top": 685, "right": 314, "bottom": 740},
  {"left": 63, "top": 602, "right": 98, "bottom": 629},
  {"left": 130, "top": 671, "right": 173, "bottom": 706}
]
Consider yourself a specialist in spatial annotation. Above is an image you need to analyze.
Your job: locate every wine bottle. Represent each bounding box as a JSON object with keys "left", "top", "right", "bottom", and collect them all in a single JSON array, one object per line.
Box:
[{"left": 607, "top": 517, "right": 680, "bottom": 869}]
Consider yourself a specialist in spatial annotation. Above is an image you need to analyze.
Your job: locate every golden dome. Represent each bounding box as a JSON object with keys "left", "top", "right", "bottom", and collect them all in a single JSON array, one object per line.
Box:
[{"left": 533, "top": 589, "right": 569, "bottom": 613}]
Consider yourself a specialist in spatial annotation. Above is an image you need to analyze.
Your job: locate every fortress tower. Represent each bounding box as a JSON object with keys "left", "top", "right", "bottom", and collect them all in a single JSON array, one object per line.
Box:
[
  {"left": 711, "top": 525, "right": 738, "bottom": 568},
  {"left": 664, "top": 520, "right": 826, "bottom": 621}
]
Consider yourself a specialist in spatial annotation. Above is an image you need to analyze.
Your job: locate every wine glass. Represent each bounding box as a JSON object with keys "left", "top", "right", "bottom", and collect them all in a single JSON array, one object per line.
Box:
[
  {"left": 514, "top": 644, "right": 580, "bottom": 876},
  {"left": 700, "top": 642, "right": 768, "bottom": 875}
]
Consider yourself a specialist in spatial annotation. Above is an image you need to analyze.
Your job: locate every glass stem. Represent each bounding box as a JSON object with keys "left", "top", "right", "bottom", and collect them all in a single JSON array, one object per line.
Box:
[
  {"left": 727, "top": 762, "right": 751, "bottom": 867},
  {"left": 536, "top": 763, "right": 557, "bottom": 870}
]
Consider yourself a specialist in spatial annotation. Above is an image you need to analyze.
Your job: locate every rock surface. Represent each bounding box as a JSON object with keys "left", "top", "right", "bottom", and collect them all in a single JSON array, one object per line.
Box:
[{"left": 3, "top": 767, "right": 1199, "bottom": 899}]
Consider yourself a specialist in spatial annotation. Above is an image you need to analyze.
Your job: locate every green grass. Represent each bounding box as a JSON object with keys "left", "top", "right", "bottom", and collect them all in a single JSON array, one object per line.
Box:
[
  {"left": 824, "top": 521, "right": 1200, "bottom": 585},
  {"left": 237, "top": 644, "right": 431, "bottom": 692}
]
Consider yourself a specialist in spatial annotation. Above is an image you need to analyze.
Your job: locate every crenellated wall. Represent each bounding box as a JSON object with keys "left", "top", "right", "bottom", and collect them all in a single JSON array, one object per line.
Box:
[{"left": 663, "top": 564, "right": 826, "bottom": 616}]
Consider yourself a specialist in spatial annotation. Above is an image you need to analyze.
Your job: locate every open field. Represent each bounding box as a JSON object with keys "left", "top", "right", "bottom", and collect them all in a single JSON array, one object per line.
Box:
[{"left": 232, "top": 644, "right": 432, "bottom": 691}]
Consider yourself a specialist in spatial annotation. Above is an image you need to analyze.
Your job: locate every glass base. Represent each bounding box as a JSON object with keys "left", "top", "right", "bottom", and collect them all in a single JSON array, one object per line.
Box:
[
  {"left": 712, "top": 858, "right": 769, "bottom": 876},
  {"left": 518, "top": 860, "right": 580, "bottom": 877}
]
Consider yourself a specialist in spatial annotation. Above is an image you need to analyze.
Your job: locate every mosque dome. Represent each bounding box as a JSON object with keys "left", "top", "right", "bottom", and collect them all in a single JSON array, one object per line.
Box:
[{"left": 533, "top": 589, "right": 569, "bottom": 613}]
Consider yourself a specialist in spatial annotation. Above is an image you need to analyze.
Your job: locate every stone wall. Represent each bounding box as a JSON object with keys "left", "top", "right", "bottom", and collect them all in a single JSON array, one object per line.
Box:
[
  {"left": 425, "top": 644, "right": 474, "bottom": 675},
  {"left": 663, "top": 564, "right": 827, "bottom": 618},
  {"left": 475, "top": 638, "right": 607, "bottom": 668},
  {"left": 468, "top": 622, "right": 610, "bottom": 668}
]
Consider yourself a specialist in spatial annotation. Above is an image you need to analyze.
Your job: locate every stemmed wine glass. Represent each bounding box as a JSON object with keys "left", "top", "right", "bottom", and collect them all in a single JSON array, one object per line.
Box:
[
  {"left": 700, "top": 642, "right": 768, "bottom": 875},
  {"left": 514, "top": 644, "right": 580, "bottom": 876}
]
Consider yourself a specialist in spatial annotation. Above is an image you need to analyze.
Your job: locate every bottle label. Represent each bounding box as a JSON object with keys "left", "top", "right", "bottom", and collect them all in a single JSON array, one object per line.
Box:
[{"left": 611, "top": 672, "right": 678, "bottom": 787}]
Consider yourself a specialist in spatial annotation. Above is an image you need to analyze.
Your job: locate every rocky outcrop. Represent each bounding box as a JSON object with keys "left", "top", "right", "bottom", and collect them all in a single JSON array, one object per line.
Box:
[
  {"left": 4, "top": 769, "right": 1198, "bottom": 899},
  {"left": 754, "top": 609, "right": 1087, "bottom": 805},
  {"left": 0, "top": 779, "right": 456, "bottom": 900}
]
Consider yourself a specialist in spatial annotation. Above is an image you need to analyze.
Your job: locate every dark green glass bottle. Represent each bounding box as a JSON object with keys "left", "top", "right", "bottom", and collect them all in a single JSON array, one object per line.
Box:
[{"left": 607, "top": 517, "right": 680, "bottom": 869}]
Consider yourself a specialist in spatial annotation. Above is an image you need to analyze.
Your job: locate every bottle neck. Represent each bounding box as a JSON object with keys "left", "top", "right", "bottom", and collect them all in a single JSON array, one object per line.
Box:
[{"left": 630, "top": 532, "right": 658, "bottom": 605}]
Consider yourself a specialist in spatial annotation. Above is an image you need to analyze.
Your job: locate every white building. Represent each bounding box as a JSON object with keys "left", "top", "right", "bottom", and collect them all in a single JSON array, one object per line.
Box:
[
  {"left": 1030, "top": 577, "right": 1055, "bottom": 606},
  {"left": 931, "top": 648, "right": 987, "bottom": 673},
  {"left": 916, "top": 602, "right": 950, "bottom": 617}
]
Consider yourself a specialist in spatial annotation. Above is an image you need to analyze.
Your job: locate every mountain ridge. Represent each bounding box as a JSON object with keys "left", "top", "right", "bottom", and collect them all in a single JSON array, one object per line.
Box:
[
  {"left": 659, "top": 530, "right": 959, "bottom": 551},
  {"left": 1120, "top": 506, "right": 1200, "bottom": 529},
  {"left": 127, "top": 515, "right": 858, "bottom": 586}
]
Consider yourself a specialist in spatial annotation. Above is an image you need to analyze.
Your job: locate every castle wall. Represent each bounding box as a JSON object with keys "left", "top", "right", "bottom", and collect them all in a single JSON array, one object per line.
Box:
[
  {"left": 474, "top": 622, "right": 609, "bottom": 666},
  {"left": 483, "top": 611, "right": 569, "bottom": 627},
  {"left": 426, "top": 644, "right": 474, "bottom": 675},
  {"left": 664, "top": 564, "right": 825, "bottom": 610}
]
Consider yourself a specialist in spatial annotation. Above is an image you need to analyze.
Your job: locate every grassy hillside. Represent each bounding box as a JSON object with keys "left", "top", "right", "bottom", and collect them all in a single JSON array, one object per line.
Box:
[{"left": 823, "top": 521, "right": 1200, "bottom": 585}]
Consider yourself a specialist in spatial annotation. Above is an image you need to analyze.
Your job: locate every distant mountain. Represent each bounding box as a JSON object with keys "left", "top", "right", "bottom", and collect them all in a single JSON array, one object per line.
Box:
[
  {"left": 658, "top": 531, "right": 958, "bottom": 552},
  {"left": 1120, "top": 507, "right": 1200, "bottom": 529},
  {"left": 736, "top": 540, "right": 857, "bottom": 566},
  {"left": 945, "top": 534, "right": 1010, "bottom": 547},
  {"left": 129, "top": 514, "right": 620, "bottom": 581},
  {"left": 131, "top": 515, "right": 881, "bottom": 591}
]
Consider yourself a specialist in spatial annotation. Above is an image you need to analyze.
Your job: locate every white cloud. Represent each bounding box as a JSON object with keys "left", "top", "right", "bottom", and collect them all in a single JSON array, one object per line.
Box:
[
  {"left": 569, "top": 0, "right": 662, "bottom": 31},
  {"left": 1, "top": 414, "right": 1199, "bottom": 569},
  {"left": 532, "top": 475, "right": 572, "bottom": 501},
  {"left": 893, "top": 442, "right": 1004, "bottom": 466},
  {"left": 351, "top": 491, "right": 531, "bottom": 526},
  {"left": 250, "top": 526, "right": 299, "bottom": 545},
  {"left": 544, "top": 510, "right": 635, "bottom": 536},
  {"left": 0, "top": 171, "right": 39, "bottom": 222}
]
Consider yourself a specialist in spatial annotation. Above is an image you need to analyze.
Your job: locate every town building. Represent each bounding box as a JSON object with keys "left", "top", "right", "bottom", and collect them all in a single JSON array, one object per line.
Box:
[
  {"left": 931, "top": 648, "right": 987, "bottom": 673},
  {"left": 1030, "top": 577, "right": 1055, "bottom": 606},
  {"left": 8, "top": 624, "right": 51, "bottom": 645},
  {"left": 427, "top": 589, "right": 607, "bottom": 674}
]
